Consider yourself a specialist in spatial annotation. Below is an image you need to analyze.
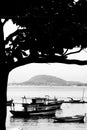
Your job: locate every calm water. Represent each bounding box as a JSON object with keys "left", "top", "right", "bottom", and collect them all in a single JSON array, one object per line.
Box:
[{"left": 6, "top": 85, "right": 87, "bottom": 130}]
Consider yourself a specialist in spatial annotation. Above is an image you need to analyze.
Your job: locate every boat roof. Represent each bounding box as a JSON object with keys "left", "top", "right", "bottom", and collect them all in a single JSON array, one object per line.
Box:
[{"left": 32, "top": 97, "right": 47, "bottom": 100}]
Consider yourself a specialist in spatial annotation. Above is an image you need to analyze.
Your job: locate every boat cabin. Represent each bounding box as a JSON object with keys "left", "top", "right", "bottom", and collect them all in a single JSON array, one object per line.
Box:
[
  {"left": 31, "top": 98, "right": 47, "bottom": 104},
  {"left": 22, "top": 96, "right": 58, "bottom": 106}
]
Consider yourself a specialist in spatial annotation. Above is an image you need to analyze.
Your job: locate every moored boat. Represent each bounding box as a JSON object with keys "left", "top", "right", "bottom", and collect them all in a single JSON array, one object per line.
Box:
[
  {"left": 66, "top": 89, "right": 86, "bottom": 104},
  {"left": 10, "top": 96, "right": 62, "bottom": 117},
  {"left": 53, "top": 114, "right": 85, "bottom": 123},
  {"left": 67, "top": 97, "right": 82, "bottom": 103},
  {"left": 10, "top": 109, "right": 56, "bottom": 117}
]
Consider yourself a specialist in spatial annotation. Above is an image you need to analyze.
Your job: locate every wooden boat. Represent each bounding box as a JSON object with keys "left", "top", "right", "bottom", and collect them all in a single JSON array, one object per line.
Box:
[
  {"left": 53, "top": 114, "right": 85, "bottom": 123},
  {"left": 10, "top": 109, "right": 57, "bottom": 117},
  {"left": 10, "top": 97, "right": 62, "bottom": 117}
]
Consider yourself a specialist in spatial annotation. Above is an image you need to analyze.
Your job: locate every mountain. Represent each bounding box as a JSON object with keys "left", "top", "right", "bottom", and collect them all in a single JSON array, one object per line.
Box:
[
  {"left": 9, "top": 75, "right": 87, "bottom": 86},
  {"left": 24, "top": 75, "right": 68, "bottom": 86},
  {"left": 10, "top": 75, "right": 68, "bottom": 86}
]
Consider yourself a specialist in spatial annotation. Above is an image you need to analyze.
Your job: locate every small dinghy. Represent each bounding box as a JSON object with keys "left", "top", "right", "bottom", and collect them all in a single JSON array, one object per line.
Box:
[{"left": 53, "top": 114, "right": 85, "bottom": 123}]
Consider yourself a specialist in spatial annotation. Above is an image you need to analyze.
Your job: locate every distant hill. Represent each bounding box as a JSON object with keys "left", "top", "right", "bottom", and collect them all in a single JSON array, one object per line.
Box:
[
  {"left": 22, "top": 75, "right": 67, "bottom": 86},
  {"left": 9, "top": 75, "right": 87, "bottom": 86},
  {"left": 9, "top": 75, "right": 67, "bottom": 86}
]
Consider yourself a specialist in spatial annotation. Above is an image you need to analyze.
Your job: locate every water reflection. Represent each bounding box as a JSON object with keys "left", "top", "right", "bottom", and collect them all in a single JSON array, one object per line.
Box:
[{"left": 10, "top": 115, "right": 54, "bottom": 129}]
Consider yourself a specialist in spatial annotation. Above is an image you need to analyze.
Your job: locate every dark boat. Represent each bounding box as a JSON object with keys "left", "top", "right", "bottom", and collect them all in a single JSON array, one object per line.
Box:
[
  {"left": 10, "top": 109, "right": 56, "bottom": 117},
  {"left": 10, "top": 97, "right": 62, "bottom": 117},
  {"left": 53, "top": 114, "right": 85, "bottom": 123}
]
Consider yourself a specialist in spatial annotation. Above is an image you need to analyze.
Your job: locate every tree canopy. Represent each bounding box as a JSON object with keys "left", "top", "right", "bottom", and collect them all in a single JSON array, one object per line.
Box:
[{"left": 1, "top": 0, "right": 87, "bottom": 72}]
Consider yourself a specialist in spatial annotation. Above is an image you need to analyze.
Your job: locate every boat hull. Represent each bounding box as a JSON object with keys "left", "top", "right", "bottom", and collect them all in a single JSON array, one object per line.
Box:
[
  {"left": 54, "top": 116, "right": 84, "bottom": 123},
  {"left": 10, "top": 109, "right": 56, "bottom": 117}
]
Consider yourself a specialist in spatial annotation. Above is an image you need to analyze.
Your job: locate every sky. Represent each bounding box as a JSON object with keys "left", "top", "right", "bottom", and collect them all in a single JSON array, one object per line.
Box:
[
  {"left": 4, "top": 20, "right": 87, "bottom": 84},
  {"left": 8, "top": 63, "right": 87, "bottom": 83}
]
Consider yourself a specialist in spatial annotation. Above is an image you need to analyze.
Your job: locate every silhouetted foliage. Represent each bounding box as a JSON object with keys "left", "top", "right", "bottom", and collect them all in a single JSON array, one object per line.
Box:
[{"left": 2, "top": 0, "right": 87, "bottom": 69}]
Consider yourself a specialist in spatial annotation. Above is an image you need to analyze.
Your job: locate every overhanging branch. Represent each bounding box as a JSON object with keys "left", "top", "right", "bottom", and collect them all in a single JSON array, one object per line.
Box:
[
  {"left": 65, "top": 48, "right": 82, "bottom": 56},
  {"left": 63, "top": 49, "right": 68, "bottom": 55},
  {"left": 9, "top": 55, "right": 87, "bottom": 72},
  {"left": 5, "top": 29, "right": 27, "bottom": 44}
]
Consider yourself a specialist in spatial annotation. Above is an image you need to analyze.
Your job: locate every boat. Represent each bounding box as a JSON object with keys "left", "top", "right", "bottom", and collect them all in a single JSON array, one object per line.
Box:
[
  {"left": 7, "top": 99, "right": 13, "bottom": 106},
  {"left": 68, "top": 97, "right": 81, "bottom": 103},
  {"left": 81, "top": 88, "right": 85, "bottom": 102},
  {"left": 53, "top": 114, "right": 85, "bottom": 123},
  {"left": 66, "top": 97, "right": 86, "bottom": 103},
  {"left": 10, "top": 96, "right": 62, "bottom": 117},
  {"left": 66, "top": 88, "right": 86, "bottom": 104}
]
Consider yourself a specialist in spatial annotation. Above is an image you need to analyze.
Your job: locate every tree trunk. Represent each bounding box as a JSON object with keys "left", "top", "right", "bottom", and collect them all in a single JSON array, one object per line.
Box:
[
  {"left": 0, "top": 66, "right": 9, "bottom": 130},
  {"left": 0, "top": 19, "right": 9, "bottom": 130}
]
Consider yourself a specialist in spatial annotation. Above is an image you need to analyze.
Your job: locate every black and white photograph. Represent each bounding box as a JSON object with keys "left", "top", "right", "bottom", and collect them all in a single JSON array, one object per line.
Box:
[{"left": 1, "top": 0, "right": 87, "bottom": 130}]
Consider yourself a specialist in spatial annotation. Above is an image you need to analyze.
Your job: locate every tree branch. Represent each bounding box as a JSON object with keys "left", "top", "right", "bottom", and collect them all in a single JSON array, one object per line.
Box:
[
  {"left": 65, "top": 48, "right": 82, "bottom": 56},
  {"left": 63, "top": 49, "right": 68, "bottom": 55},
  {"left": 5, "top": 29, "right": 27, "bottom": 44},
  {"left": 9, "top": 55, "right": 87, "bottom": 72}
]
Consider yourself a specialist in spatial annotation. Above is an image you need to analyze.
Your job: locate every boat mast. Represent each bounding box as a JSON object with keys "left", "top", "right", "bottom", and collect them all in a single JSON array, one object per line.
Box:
[{"left": 82, "top": 88, "right": 85, "bottom": 101}]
